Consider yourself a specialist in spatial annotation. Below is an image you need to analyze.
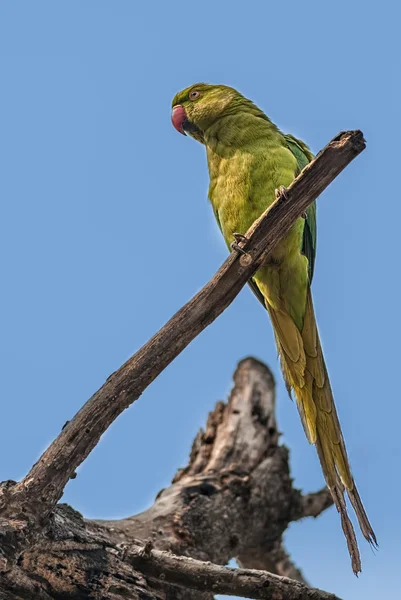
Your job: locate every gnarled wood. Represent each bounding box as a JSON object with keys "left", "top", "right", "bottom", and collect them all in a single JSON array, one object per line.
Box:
[{"left": 0, "top": 359, "right": 337, "bottom": 599}]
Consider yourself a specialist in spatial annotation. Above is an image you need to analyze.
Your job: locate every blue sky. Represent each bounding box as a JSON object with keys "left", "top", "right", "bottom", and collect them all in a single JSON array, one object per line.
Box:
[{"left": 0, "top": 1, "right": 399, "bottom": 598}]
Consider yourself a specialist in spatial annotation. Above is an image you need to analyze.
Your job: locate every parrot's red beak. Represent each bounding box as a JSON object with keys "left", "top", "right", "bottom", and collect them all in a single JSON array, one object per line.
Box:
[{"left": 171, "top": 105, "right": 187, "bottom": 135}]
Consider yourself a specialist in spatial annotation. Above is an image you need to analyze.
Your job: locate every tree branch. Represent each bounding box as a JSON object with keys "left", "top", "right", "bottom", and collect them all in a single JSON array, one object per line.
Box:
[
  {"left": 0, "top": 358, "right": 338, "bottom": 599},
  {"left": 0, "top": 131, "right": 365, "bottom": 584},
  {"left": 125, "top": 541, "right": 342, "bottom": 600},
  {"left": 292, "top": 488, "right": 334, "bottom": 521},
  {"left": 0, "top": 131, "right": 365, "bottom": 532}
]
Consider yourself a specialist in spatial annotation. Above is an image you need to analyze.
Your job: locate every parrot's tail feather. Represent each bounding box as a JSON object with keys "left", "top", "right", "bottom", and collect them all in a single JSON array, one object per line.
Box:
[
  {"left": 268, "top": 289, "right": 376, "bottom": 573},
  {"left": 331, "top": 481, "right": 361, "bottom": 575},
  {"left": 315, "top": 434, "right": 361, "bottom": 574},
  {"left": 348, "top": 486, "right": 378, "bottom": 547}
]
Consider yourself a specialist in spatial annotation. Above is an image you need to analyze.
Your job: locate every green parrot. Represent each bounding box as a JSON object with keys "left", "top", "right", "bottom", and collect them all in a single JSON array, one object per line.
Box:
[{"left": 171, "top": 83, "right": 376, "bottom": 573}]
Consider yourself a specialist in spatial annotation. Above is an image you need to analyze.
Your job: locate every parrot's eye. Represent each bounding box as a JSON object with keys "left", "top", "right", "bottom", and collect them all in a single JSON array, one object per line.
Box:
[{"left": 189, "top": 90, "right": 200, "bottom": 101}]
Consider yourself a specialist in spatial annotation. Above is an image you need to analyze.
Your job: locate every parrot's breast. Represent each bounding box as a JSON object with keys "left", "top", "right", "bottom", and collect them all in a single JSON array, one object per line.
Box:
[
  {"left": 206, "top": 137, "right": 309, "bottom": 324},
  {"left": 207, "top": 141, "right": 302, "bottom": 257}
]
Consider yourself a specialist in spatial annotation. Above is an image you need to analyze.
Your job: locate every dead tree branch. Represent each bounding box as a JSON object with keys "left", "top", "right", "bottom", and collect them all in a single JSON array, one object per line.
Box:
[
  {"left": 291, "top": 488, "right": 334, "bottom": 521},
  {"left": 0, "top": 130, "right": 365, "bottom": 597},
  {"left": 125, "top": 541, "right": 341, "bottom": 600},
  {"left": 0, "top": 358, "right": 338, "bottom": 599},
  {"left": 0, "top": 131, "right": 365, "bottom": 544}
]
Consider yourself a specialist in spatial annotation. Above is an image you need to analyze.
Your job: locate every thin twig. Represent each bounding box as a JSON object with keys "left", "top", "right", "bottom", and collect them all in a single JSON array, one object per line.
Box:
[
  {"left": 125, "top": 542, "right": 342, "bottom": 600},
  {"left": 1, "top": 130, "right": 365, "bottom": 521}
]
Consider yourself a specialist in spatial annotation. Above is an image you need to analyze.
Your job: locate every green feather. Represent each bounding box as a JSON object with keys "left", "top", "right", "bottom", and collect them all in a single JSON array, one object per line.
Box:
[{"left": 284, "top": 134, "right": 317, "bottom": 283}]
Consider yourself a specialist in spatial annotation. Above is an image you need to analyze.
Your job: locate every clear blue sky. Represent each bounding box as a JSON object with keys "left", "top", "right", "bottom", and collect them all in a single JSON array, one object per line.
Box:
[{"left": 0, "top": 2, "right": 399, "bottom": 598}]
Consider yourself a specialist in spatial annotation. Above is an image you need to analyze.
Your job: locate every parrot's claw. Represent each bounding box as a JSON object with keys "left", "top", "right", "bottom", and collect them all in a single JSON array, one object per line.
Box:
[
  {"left": 231, "top": 232, "right": 249, "bottom": 255},
  {"left": 231, "top": 242, "right": 247, "bottom": 255},
  {"left": 233, "top": 232, "right": 249, "bottom": 244},
  {"left": 302, "top": 211, "right": 308, "bottom": 219},
  {"left": 275, "top": 185, "right": 288, "bottom": 201}
]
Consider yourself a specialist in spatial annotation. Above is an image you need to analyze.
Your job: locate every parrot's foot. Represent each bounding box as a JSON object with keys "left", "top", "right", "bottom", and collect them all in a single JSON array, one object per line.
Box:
[
  {"left": 302, "top": 211, "right": 308, "bottom": 219},
  {"left": 275, "top": 185, "right": 288, "bottom": 201},
  {"left": 233, "top": 232, "right": 248, "bottom": 244},
  {"left": 231, "top": 232, "right": 249, "bottom": 255}
]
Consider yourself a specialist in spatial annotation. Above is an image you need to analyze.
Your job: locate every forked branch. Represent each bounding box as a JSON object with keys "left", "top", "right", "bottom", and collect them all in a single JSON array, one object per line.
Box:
[{"left": 0, "top": 132, "right": 365, "bottom": 554}]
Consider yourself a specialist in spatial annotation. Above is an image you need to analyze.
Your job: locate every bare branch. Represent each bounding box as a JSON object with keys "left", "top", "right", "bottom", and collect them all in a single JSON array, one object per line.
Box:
[
  {"left": 0, "top": 131, "right": 366, "bottom": 538},
  {"left": 0, "top": 359, "right": 337, "bottom": 598},
  {"left": 292, "top": 488, "right": 334, "bottom": 521},
  {"left": 125, "top": 541, "right": 342, "bottom": 600}
]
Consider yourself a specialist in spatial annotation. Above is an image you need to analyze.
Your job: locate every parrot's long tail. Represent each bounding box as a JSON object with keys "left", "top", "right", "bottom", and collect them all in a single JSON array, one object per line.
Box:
[{"left": 267, "top": 289, "right": 377, "bottom": 574}]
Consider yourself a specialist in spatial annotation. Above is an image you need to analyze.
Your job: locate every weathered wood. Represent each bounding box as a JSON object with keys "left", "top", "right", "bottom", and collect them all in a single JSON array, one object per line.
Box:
[
  {"left": 0, "top": 359, "right": 338, "bottom": 599},
  {"left": 126, "top": 541, "right": 342, "bottom": 600},
  {"left": 0, "top": 131, "right": 365, "bottom": 533}
]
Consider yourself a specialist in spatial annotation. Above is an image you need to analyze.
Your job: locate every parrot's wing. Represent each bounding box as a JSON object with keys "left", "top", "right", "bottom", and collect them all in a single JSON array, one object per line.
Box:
[
  {"left": 284, "top": 134, "right": 317, "bottom": 283},
  {"left": 248, "top": 133, "right": 317, "bottom": 306},
  {"left": 302, "top": 201, "right": 317, "bottom": 282},
  {"left": 248, "top": 277, "right": 267, "bottom": 309}
]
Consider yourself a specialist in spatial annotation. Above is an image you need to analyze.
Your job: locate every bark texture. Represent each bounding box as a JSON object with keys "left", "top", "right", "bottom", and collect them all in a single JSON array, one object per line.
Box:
[{"left": 0, "top": 359, "right": 336, "bottom": 599}]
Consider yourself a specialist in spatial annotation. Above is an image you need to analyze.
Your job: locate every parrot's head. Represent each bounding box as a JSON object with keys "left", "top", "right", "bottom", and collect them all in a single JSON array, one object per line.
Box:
[{"left": 171, "top": 83, "right": 240, "bottom": 143}]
